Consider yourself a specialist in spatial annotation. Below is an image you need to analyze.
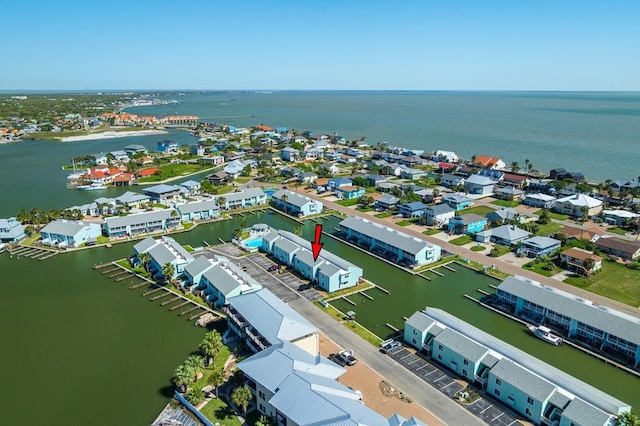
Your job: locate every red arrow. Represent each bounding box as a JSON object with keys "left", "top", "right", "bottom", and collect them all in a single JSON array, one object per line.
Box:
[{"left": 311, "top": 224, "right": 324, "bottom": 261}]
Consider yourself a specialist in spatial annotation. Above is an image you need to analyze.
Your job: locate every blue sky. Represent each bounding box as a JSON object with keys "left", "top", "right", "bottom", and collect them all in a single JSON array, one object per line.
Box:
[{"left": 3, "top": 0, "right": 639, "bottom": 90}]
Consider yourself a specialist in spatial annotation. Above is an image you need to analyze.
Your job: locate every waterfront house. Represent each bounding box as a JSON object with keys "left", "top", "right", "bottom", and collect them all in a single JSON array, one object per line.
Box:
[
  {"left": 124, "top": 144, "right": 148, "bottom": 156},
  {"left": 40, "top": 220, "right": 101, "bottom": 248},
  {"left": 363, "top": 174, "right": 387, "bottom": 186},
  {"left": 189, "top": 144, "right": 206, "bottom": 156},
  {"left": 596, "top": 237, "right": 640, "bottom": 260},
  {"left": 447, "top": 214, "right": 487, "bottom": 235},
  {"left": 217, "top": 188, "right": 267, "bottom": 210},
  {"left": 137, "top": 167, "right": 160, "bottom": 178},
  {"left": 433, "top": 150, "right": 459, "bottom": 163},
  {"left": 398, "top": 202, "right": 428, "bottom": 218},
  {"left": 328, "top": 177, "right": 353, "bottom": 190},
  {"left": 115, "top": 191, "right": 151, "bottom": 208},
  {"left": 143, "top": 184, "right": 182, "bottom": 203},
  {"left": 0, "top": 217, "right": 26, "bottom": 243},
  {"left": 133, "top": 236, "right": 194, "bottom": 279},
  {"left": 560, "top": 247, "right": 603, "bottom": 275},
  {"left": 175, "top": 200, "right": 220, "bottom": 222},
  {"left": 517, "top": 236, "right": 561, "bottom": 258},
  {"left": 496, "top": 275, "right": 640, "bottom": 369},
  {"left": 113, "top": 173, "right": 134, "bottom": 186},
  {"left": 200, "top": 155, "right": 225, "bottom": 165},
  {"left": 486, "top": 208, "right": 525, "bottom": 224},
  {"left": 502, "top": 173, "right": 529, "bottom": 188},
  {"left": 156, "top": 140, "right": 178, "bottom": 153},
  {"left": 404, "top": 306, "right": 630, "bottom": 425},
  {"left": 601, "top": 209, "right": 639, "bottom": 226},
  {"left": 206, "top": 171, "right": 229, "bottom": 186},
  {"left": 442, "top": 194, "right": 471, "bottom": 211},
  {"left": 178, "top": 180, "right": 201, "bottom": 195},
  {"left": 194, "top": 256, "right": 262, "bottom": 307},
  {"left": 297, "top": 171, "right": 318, "bottom": 184},
  {"left": 109, "top": 150, "right": 129, "bottom": 162},
  {"left": 423, "top": 204, "right": 455, "bottom": 227},
  {"left": 280, "top": 147, "right": 300, "bottom": 162},
  {"left": 524, "top": 193, "right": 557, "bottom": 209},
  {"left": 223, "top": 159, "right": 249, "bottom": 178},
  {"left": 226, "top": 288, "right": 319, "bottom": 354},
  {"left": 554, "top": 194, "right": 603, "bottom": 218},
  {"left": 336, "top": 185, "right": 365, "bottom": 200},
  {"left": 474, "top": 155, "right": 506, "bottom": 169},
  {"left": 375, "top": 194, "right": 399, "bottom": 211},
  {"left": 271, "top": 190, "right": 323, "bottom": 217},
  {"left": 270, "top": 235, "right": 300, "bottom": 265},
  {"left": 440, "top": 173, "right": 465, "bottom": 188},
  {"left": 66, "top": 202, "right": 100, "bottom": 217},
  {"left": 103, "top": 209, "right": 180, "bottom": 237},
  {"left": 494, "top": 186, "right": 524, "bottom": 201},
  {"left": 92, "top": 152, "right": 108, "bottom": 165},
  {"left": 338, "top": 216, "right": 442, "bottom": 267},
  {"left": 464, "top": 175, "right": 495, "bottom": 195},
  {"left": 475, "top": 225, "right": 530, "bottom": 246}
]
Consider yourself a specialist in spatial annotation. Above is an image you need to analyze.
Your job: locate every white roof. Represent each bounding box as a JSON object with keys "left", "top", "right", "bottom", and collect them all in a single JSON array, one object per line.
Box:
[
  {"left": 602, "top": 210, "right": 639, "bottom": 219},
  {"left": 556, "top": 194, "right": 602, "bottom": 208}
]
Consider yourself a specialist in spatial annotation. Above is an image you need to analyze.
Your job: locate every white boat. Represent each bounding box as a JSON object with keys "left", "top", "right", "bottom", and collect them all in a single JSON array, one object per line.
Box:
[
  {"left": 527, "top": 325, "right": 563, "bottom": 346},
  {"left": 77, "top": 183, "right": 108, "bottom": 191}
]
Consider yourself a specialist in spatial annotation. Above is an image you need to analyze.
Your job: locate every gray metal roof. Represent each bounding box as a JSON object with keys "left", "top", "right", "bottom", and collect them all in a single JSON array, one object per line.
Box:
[
  {"left": 237, "top": 341, "right": 345, "bottom": 393},
  {"left": 561, "top": 398, "right": 613, "bottom": 426},
  {"left": 442, "top": 194, "right": 470, "bottom": 203},
  {"left": 522, "top": 236, "right": 560, "bottom": 249},
  {"left": 406, "top": 311, "right": 436, "bottom": 333},
  {"left": 179, "top": 180, "right": 200, "bottom": 188},
  {"left": 276, "top": 231, "right": 359, "bottom": 273},
  {"left": 273, "top": 238, "right": 301, "bottom": 256},
  {"left": 183, "top": 256, "right": 214, "bottom": 278},
  {"left": 144, "top": 184, "right": 181, "bottom": 195},
  {"left": 377, "top": 194, "right": 399, "bottom": 204},
  {"left": 262, "top": 232, "right": 280, "bottom": 244},
  {"left": 104, "top": 209, "right": 174, "bottom": 228},
  {"left": 465, "top": 175, "right": 495, "bottom": 185},
  {"left": 399, "top": 202, "right": 428, "bottom": 211},
  {"left": 434, "top": 328, "right": 489, "bottom": 363},
  {"left": 203, "top": 265, "right": 242, "bottom": 296},
  {"left": 147, "top": 237, "right": 194, "bottom": 267},
  {"left": 229, "top": 289, "right": 317, "bottom": 345},
  {"left": 294, "top": 249, "right": 324, "bottom": 268},
  {"left": 481, "top": 354, "right": 499, "bottom": 368},
  {"left": 176, "top": 200, "right": 219, "bottom": 215},
  {"left": 490, "top": 359, "right": 556, "bottom": 402},
  {"left": 488, "top": 208, "right": 520, "bottom": 220},
  {"left": 224, "top": 187, "right": 265, "bottom": 203},
  {"left": 339, "top": 216, "right": 436, "bottom": 256},
  {"left": 273, "top": 189, "right": 319, "bottom": 209},
  {"left": 115, "top": 191, "right": 150, "bottom": 204},
  {"left": 425, "top": 204, "right": 455, "bottom": 216},
  {"left": 453, "top": 213, "right": 486, "bottom": 225},
  {"left": 134, "top": 236, "right": 158, "bottom": 254},
  {"left": 317, "top": 262, "right": 342, "bottom": 278},
  {"left": 549, "top": 390, "right": 572, "bottom": 410},
  {"left": 477, "top": 225, "right": 530, "bottom": 242},
  {"left": 497, "top": 276, "right": 640, "bottom": 346},
  {"left": 40, "top": 220, "right": 87, "bottom": 236},
  {"left": 423, "top": 307, "right": 630, "bottom": 414}
]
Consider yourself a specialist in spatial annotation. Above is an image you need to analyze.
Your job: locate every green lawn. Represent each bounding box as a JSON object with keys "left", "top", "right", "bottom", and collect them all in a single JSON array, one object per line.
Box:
[
  {"left": 491, "top": 200, "right": 520, "bottom": 208},
  {"left": 374, "top": 212, "right": 394, "bottom": 218},
  {"left": 97, "top": 235, "right": 110, "bottom": 244},
  {"left": 535, "top": 222, "right": 563, "bottom": 236},
  {"left": 470, "top": 245, "right": 486, "bottom": 252},
  {"left": 534, "top": 209, "right": 569, "bottom": 221},
  {"left": 488, "top": 245, "right": 512, "bottom": 257},
  {"left": 199, "top": 396, "right": 242, "bottom": 426},
  {"left": 138, "top": 164, "right": 208, "bottom": 182},
  {"left": 396, "top": 220, "right": 415, "bottom": 226},
  {"left": 335, "top": 198, "right": 359, "bottom": 206},
  {"left": 423, "top": 228, "right": 442, "bottom": 236},
  {"left": 356, "top": 206, "right": 374, "bottom": 212},
  {"left": 564, "top": 260, "right": 640, "bottom": 307},
  {"left": 522, "top": 259, "right": 562, "bottom": 277},
  {"left": 607, "top": 227, "right": 628, "bottom": 236},
  {"left": 460, "top": 206, "right": 495, "bottom": 216},
  {"left": 315, "top": 301, "right": 382, "bottom": 346},
  {"left": 182, "top": 222, "right": 195, "bottom": 230},
  {"left": 450, "top": 235, "right": 473, "bottom": 246}
]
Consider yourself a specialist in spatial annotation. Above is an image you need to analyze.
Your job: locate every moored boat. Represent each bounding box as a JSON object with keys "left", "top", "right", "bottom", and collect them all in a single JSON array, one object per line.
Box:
[
  {"left": 527, "top": 325, "right": 563, "bottom": 345},
  {"left": 77, "top": 183, "right": 108, "bottom": 191}
]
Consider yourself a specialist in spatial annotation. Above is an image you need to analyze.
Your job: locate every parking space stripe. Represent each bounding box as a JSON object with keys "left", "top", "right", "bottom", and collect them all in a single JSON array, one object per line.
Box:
[
  {"left": 479, "top": 404, "right": 493, "bottom": 414},
  {"left": 407, "top": 358, "right": 421, "bottom": 365},
  {"left": 492, "top": 413, "right": 504, "bottom": 422},
  {"left": 415, "top": 364, "right": 429, "bottom": 371},
  {"left": 433, "top": 375, "right": 447, "bottom": 383},
  {"left": 507, "top": 421, "right": 518, "bottom": 426},
  {"left": 441, "top": 381, "right": 456, "bottom": 389},
  {"left": 423, "top": 369, "right": 437, "bottom": 377},
  {"left": 399, "top": 353, "right": 413, "bottom": 361}
]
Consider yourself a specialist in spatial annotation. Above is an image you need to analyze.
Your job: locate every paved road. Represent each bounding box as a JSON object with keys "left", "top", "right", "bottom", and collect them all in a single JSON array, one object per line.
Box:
[{"left": 251, "top": 181, "right": 640, "bottom": 315}]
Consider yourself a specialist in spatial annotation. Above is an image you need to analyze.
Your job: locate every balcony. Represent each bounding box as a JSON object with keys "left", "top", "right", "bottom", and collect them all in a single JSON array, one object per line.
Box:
[
  {"left": 246, "top": 327, "right": 270, "bottom": 351},
  {"left": 226, "top": 307, "right": 247, "bottom": 328}
]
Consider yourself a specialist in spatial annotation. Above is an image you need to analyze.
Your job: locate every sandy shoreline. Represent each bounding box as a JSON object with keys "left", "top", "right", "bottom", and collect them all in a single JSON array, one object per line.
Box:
[{"left": 60, "top": 130, "right": 168, "bottom": 142}]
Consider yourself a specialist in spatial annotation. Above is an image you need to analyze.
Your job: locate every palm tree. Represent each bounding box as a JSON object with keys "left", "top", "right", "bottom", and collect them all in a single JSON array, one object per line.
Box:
[
  {"left": 217, "top": 196, "right": 226, "bottom": 210},
  {"left": 255, "top": 415, "right": 277, "bottom": 426},
  {"left": 524, "top": 159, "right": 530, "bottom": 173},
  {"left": 161, "top": 262, "right": 175, "bottom": 283},
  {"left": 185, "top": 386, "right": 205, "bottom": 406},
  {"left": 582, "top": 258, "right": 596, "bottom": 275},
  {"left": 207, "top": 370, "right": 225, "bottom": 397},
  {"left": 280, "top": 193, "right": 289, "bottom": 214},
  {"left": 231, "top": 385, "right": 253, "bottom": 417},
  {"left": 233, "top": 228, "right": 243, "bottom": 241},
  {"left": 510, "top": 161, "right": 520, "bottom": 173},
  {"left": 184, "top": 355, "right": 205, "bottom": 381},
  {"left": 173, "top": 364, "right": 193, "bottom": 393},
  {"left": 137, "top": 252, "right": 151, "bottom": 272}
]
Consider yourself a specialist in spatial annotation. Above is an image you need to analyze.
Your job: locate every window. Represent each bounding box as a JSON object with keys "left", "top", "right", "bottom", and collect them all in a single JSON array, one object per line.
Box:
[
  {"left": 412, "top": 338, "right": 416, "bottom": 345},
  {"left": 463, "top": 359, "right": 469, "bottom": 366},
  {"left": 259, "top": 391, "right": 265, "bottom": 400},
  {"left": 527, "top": 396, "right": 534, "bottom": 405},
  {"left": 494, "top": 389, "right": 501, "bottom": 396},
  {"left": 462, "top": 369, "right": 468, "bottom": 376},
  {"left": 495, "top": 378, "right": 502, "bottom": 386},
  {"left": 437, "top": 354, "right": 442, "bottom": 360},
  {"left": 438, "top": 344, "right": 443, "bottom": 351},
  {"left": 413, "top": 329, "right": 417, "bottom": 335},
  {"left": 525, "top": 408, "right": 533, "bottom": 416}
]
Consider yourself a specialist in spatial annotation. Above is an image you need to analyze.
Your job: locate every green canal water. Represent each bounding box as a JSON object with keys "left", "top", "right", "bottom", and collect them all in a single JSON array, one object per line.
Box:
[{"left": 1, "top": 212, "right": 638, "bottom": 425}]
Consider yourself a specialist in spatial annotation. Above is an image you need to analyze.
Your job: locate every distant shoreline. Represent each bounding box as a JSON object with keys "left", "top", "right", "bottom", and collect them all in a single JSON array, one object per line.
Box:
[{"left": 59, "top": 129, "right": 168, "bottom": 142}]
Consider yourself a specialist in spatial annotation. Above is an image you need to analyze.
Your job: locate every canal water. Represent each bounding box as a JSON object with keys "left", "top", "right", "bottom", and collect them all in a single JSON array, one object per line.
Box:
[{"left": 1, "top": 212, "right": 638, "bottom": 425}]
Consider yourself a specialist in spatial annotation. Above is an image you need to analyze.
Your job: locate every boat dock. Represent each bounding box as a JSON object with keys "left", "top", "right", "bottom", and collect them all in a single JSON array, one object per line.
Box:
[
  {"left": 161, "top": 297, "right": 180, "bottom": 306},
  {"left": 428, "top": 268, "right": 444, "bottom": 277},
  {"left": 8, "top": 246, "right": 58, "bottom": 260},
  {"left": 180, "top": 305, "right": 201, "bottom": 316},
  {"left": 341, "top": 296, "right": 356, "bottom": 306},
  {"left": 441, "top": 264, "right": 457, "bottom": 272},
  {"left": 170, "top": 300, "right": 190, "bottom": 311},
  {"left": 142, "top": 288, "right": 163, "bottom": 297}
]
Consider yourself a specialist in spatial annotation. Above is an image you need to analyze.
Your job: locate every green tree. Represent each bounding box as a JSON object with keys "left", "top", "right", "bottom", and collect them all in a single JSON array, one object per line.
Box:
[
  {"left": 185, "top": 386, "right": 205, "bottom": 406},
  {"left": 161, "top": 262, "right": 175, "bottom": 283},
  {"left": 207, "top": 370, "right": 225, "bottom": 398},
  {"left": 510, "top": 161, "right": 520, "bottom": 173},
  {"left": 173, "top": 364, "right": 194, "bottom": 393},
  {"left": 217, "top": 196, "right": 226, "bottom": 210},
  {"left": 241, "top": 165, "right": 252, "bottom": 176},
  {"left": 280, "top": 193, "right": 289, "bottom": 214},
  {"left": 255, "top": 414, "right": 277, "bottom": 426},
  {"left": 537, "top": 208, "right": 551, "bottom": 225},
  {"left": 240, "top": 219, "right": 248, "bottom": 229},
  {"left": 184, "top": 355, "right": 205, "bottom": 381},
  {"left": 617, "top": 412, "right": 640, "bottom": 426},
  {"left": 233, "top": 228, "right": 242, "bottom": 240},
  {"left": 203, "top": 330, "right": 223, "bottom": 367},
  {"left": 582, "top": 257, "right": 596, "bottom": 275},
  {"left": 137, "top": 252, "right": 151, "bottom": 272},
  {"left": 293, "top": 226, "right": 303, "bottom": 236},
  {"left": 231, "top": 385, "right": 253, "bottom": 417}
]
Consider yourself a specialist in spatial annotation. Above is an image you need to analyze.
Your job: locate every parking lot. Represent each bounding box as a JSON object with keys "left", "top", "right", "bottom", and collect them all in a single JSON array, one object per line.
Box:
[{"left": 388, "top": 349, "right": 520, "bottom": 426}]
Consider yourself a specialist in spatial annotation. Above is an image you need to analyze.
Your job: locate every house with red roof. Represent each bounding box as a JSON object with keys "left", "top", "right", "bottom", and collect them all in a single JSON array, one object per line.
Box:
[
  {"left": 474, "top": 155, "right": 506, "bottom": 170},
  {"left": 113, "top": 173, "right": 135, "bottom": 186},
  {"left": 137, "top": 168, "right": 160, "bottom": 178}
]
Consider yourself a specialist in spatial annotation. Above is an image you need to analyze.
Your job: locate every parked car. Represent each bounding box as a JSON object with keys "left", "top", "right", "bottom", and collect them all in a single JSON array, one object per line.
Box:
[
  {"left": 297, "top": 283, "right": 313, "bottom": 291},
  {"left": 339, "top": 350, "right": 357, "bottom": 366},
  {"left": 267, "top": 264, "right": 280, "bottom": 272},
  {"left": 328, "top": 353, "right": 348, "bottom": 367},
  {"left": 381, "top": 340, "right": 403, "bottom": 354}
]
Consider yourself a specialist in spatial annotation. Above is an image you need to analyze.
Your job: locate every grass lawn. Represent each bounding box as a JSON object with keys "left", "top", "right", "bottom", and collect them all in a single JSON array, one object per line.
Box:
[
  {"left": 423, "top": 228, "right": 442, "bottom": 236},
  {"left": 396, "top": 220, "right": 416, "bottom": 226},
  {"left": 315, "top": 301, "right": 382, "bottom": 346},
  {"left": 356, "top": 206, "right": 374, "bottom": 212},
  {"left": 564, "top": 260, "right": 640, "bottom": 307},
  {"left": 535, "top": 222, "right": 563, "bottom": 236},
  {"left": 488, "top": 245, "right": 512, "bottom": 257},
  {"left": 138, "top": 164, "right": 208, "bottom": 182},
  {"left": 21, "top": 233, "right": 41, "bottom": 246},
  {"left": 192, "top": 345, "right": 232, "bottom": 390},
  {"left": 335, "top": 198, "right": 360, "bottom": 207},
  {"left": 534, "top": 209, "right": 569, "bottom": 221},
  {"left": 199, "top": 396, "right": 242, "bottom": 426},
  {"left": 152, "top": 203, "right": 168, "bottom": 209},
  {"left": 522, "top": 259, "right": 562, "bottom": 277},
  {"left": 182, "top": 222, "right": 195, "bottom": 230},
  {"left": 374, "top": 212, "right": 394, "bottom": 218},
  {"left": 450, "top": 235, "right": 473, "bottom": 246},
  {"left": 97, "top": 235, "right": 110, "bottom": 244},
  {"left": 491, "top": 200, "right": 520, "bottom": 208},
  {"left": 607, "top": 227, "right": 628, "bottom": 235},
  {"left": 460, "top": 206, "right": 495, "bottom": 216},
  {"left": 471, "top": 245, "right": 486, "bottom": 252}
]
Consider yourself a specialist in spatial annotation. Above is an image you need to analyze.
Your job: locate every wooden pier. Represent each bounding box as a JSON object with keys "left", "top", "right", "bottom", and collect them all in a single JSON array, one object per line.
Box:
[
  {"left": 115, "top": 274, "right": 134, "bottom": 282},
  {"left": 170, "top": 301, "right": 190, "bottom": 311},
  {"left": 341, "top": 296, "right": 356, "bottom": 306},
  {"left": 143, "top": 287, "right": 163, "bottom": 297},
  {"left": 371, "top": 283, "right": 390, "bottom": 294},
  {"left": 203, "top": 241, "right": 210, "bottom": 247},
  {"left": 189, "top": 311, "right": 207, "bottom": 321},
  {"left": 360, "top": 292, "right": 374, "bottom": 301},
  {"left": 150, "top": 292, "right": 172, "bottom": 301},
  {"left": 477, "top": 289, "right": 490, "bottom": 296},
  {"left": 109, "top": 270, "right": 130, "bottom": 278},
  {"left": 102, "top": 267, "right": 119, "bottom": 275},
  {"left": 180, "top": 305, "right": 201, "bottom": 316},
  {"left": 129, "top": 281, "right": 149, "bottom": 290},
  {"left": 161, "top": 297, "right": 180, "bottom": 306},
  {"left": 429, "top": 268, "right": 444, "bottom": 277},
  {"left": 93, "top": 262, "right": 113, "bottom": 270},
  {"left": 386, "top": 323, "right": 400, "bottom": 332},
  {"left": 417, "top": 273, "right": 432, "bottom": 281},
  {"left": 441, "top": 264, "right": 457, "bottom": 272}
]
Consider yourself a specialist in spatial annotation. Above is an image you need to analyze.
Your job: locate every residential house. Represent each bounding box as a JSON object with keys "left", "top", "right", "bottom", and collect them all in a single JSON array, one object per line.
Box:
[
  {"left": 363, "top": 174, "right": 387, "bottom": 186},
  {"left": 560, "top": 248, "right": 603, "bottom": 275},
  {"left": 494, "top": 186, "right": 524, "bottom": 201},
  {"left": 486, "top": 208, "right": 525, "bottom": 224},
  {"left": 271, "top": 190, "right": 323, "bottom": 217},
  {"left": 113, "top": 173, "right": 134, "bottom": 186},
  {"left": 442, "top": 194, "right": 472, "bottom": 211},
  {"left": 66, "top": 202, "right": 99, "bottom": 217},
  {"left": 206, "top": 171, "right": 229, "bottom": 186},
  {"left": 218, "top": 188, "right": 267, "bottom": 210},
  {"left": 601, "top": 210, "right": 639, "bottom": 226},
  {"left": 448, "top": 214, "right": 487, "bottom": 235},
  {"left": 474, "top": 155, "right": 506, "bottom": 169},
  {"left": 178, "top": 180, "right": 201, "bottom": 195},
  {"left": 133, "top": 236, "right": 194, "bottom": 279},
  {"left": 223, "top": 151, "right": 246, "bottom": 162},
  {"left": 433, "top": 150, "right": 459, "bottom": 163},
  {"left": 124, "top": 144, "right": 148, "bottom": 156},
  {"left": 109, "top": 150, "right": 129, "bottom": 162},
  {"left": 549, "top": 168, "right": 566, "bottom": 180},
  {"left": 103, "top": 210, "right": 180, "bottom": 237},
  {"left": 281, "top": 147, "right": 301, "bottom": 162},
  {"left": 328, "top": 177, "right": 353, "bottom": 191},
  {"left": 415, "top": 188, "right": 442, "bottom": 204},
  {"left": 156, "top": 140, "right": 178, "bottom": 153},
  {"left": 528, "top": 179, "right": 556, "bottom": 195},
  {"left": 200, "top": 155, "right": 225, "bottom": 165},
  {"left": 223, "top": 159, "right": 248, "bottom": 178},
  {"left": 524, "top": 193, "right": 557, "bottom": 209},
  {"left": 297, "top": 171, "right": 318, "bottom": 184},
  {"left": 40, "top": 220, "right": 101, "bottom": 247},
  {"left": 143, "top": 184, "right": 182, "bottom": 203},
  {"left": 0, "top": 218, "right": 26, "bottom": 243},
  {"left": 441, "top": 173, "right": 465, "bottom": 189},
  {"left": 559, "top": 225, "right": 603, "bottom": 243},
  {"left": 502, "top": 173, "right": 529, "bottom": 188},
  {"left": 517, "top": 236, "right": 561, "bottom": 258},
  {"left": 400, "top": 166, "right": 427, "bottom": 181},
  {"left": 596, "top": 237, "right": 640, "bottom": 260},
  {"left": 189, "top": 144, "right": 206, "bottom": 156},
  {"left": 338, "top": 216, "right": 442, "bottom": 267},
  {"left": 399, "top": 156, "right": 423, "bottom": 167},
  {"left": 137, "top": 167, "right": 160, "bottom": 178},
  {"left": 464, "top": 175, "right": 495, "bottom": 195},
  {"left": 92, "top": 152, "right": 108, "bottom": 165},
  {"left": 423, "top": 204, "right": 456, "bottom": 227},
  {"left": 303, "top": 147, "right": 323, "bottom": 161},
  {"left": 336, "top": 185, "right": 365, "bottom": 200},
  {"left": 175, "top": 200, "right": 220, "bottom": 222},
  {"left": 115, "top": 191, "right": 151, "bottom": 208},
  {"left": 375, "top": 194, "right": 399, "bottom": 211},
  {"left": 475, "top": 225, "right": 531, "bottom": 246},
  {"left": 398, "top": 202, "right": 429, "bottom": 218},
  {"left": 554, "top": 194, "right": 603, "bottom": 218},
  {"left": 312, "top": 177, "right": 330, "bottom": 193},
  {"left": 319, "top": 162, "right": 339, "bottom": 175}
]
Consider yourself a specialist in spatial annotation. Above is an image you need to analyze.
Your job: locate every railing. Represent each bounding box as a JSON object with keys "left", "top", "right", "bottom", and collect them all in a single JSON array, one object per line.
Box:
[
  {"left": 173, "top": 391, "right": 214, "bottom": 426},
  {"left": 246, "top": 327, "right": 268, "bottom": 350}
]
